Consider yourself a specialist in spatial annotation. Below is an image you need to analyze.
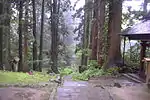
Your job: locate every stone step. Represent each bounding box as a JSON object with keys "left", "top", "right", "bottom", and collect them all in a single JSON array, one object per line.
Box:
[
  {"left": 128, "top": 73, "right": 145, "bottom": 82},
  {"left": 122, "top": 74, "right": 144, "bottom": 83}
]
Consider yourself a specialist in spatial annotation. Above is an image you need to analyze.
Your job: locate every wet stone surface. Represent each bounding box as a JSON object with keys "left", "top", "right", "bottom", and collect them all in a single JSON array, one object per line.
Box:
[
  {"left": 57, "top": 80, "right": 113, "bottom": 100},
  {"left": 57, "top": 86, "right": 112, "bottom": 100},
  {"left": 56, "top": 76, "right": 150, "bottom": 100}
]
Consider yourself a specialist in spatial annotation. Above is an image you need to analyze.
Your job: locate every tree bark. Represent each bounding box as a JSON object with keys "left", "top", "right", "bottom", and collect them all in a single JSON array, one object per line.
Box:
[
  {"left": 0, "top": 1, "right": 3, "bottom": 70},
  {"left": 23, "top": 0, "right": 30, "bottom": 72},
  {"left": 81, "top": 0, "right": 93, "bottom": 66},
  {"left": 18, "top": 0, "right": 23, "bottom": 72},
  {"left": 97, "top": 0, "right": 105, "bottom": 66},
  {"left": 3, "top": 0, "right": 11, "bottom": 70},
  {"left": 32, "top": 0, "right": 38, "bottom": 71},
  {"left": 90, "top": 19, "right": 98, "bottom": 60},
  {"left": 51, "top": 0, "right": 59, "bottom": 73},
  {"left": 39, "top": 0, "right": 45, "bottom": 72},
  {"left": 105, "top": 0, "right": 122, "bottom": 69},
  {"left": 90, "top": 0, "right": 98, "bottom": 60}
]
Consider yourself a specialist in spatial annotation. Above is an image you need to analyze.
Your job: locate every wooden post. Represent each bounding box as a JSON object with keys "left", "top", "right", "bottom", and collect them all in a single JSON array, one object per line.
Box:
[
  {"left": 142, "top": 58, "right": 150, "bottom": 89},
  {"left": 123, "top": 37, "right": 126, "bottom": 65},
  {"left": 139, "top": 41, "right": 146, "bottom": 77}
]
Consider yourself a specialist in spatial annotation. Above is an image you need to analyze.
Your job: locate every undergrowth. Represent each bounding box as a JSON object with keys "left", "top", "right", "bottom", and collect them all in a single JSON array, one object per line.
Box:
[
  {"left": 0, "top": 71, "right": 53, "bottom": 84},
  {"left": 60, "top": 67, "right": 73, "bottom": 76},
  {"left": 72, "top": 67, "right": 116, "bottom": 81},
  {"left": 60, "top": 60, "right": 119, "bottom": 81}
]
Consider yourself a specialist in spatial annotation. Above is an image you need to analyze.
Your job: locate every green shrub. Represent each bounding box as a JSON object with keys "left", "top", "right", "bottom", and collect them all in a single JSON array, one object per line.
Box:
[
  {"left": 88, "top": 60, "right": 99, "bottom": 68},
  {"left": 72, "top": 67, "right": 111, "bottom": 81},
  {"left": 60, "top": 68, "right": 73, "bottom": 76}
]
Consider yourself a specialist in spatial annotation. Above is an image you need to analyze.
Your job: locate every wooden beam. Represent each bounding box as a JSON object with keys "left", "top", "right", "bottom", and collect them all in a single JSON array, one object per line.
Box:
[{"left": 139, "top": 41, "right": 146, "bottom": 78}]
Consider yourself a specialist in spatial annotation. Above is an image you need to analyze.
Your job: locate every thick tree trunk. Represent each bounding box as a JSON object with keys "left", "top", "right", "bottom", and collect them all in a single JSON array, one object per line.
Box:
[
  {"left": 0, "top": 2, "right": 3, "bottom": 70},
  {"left": 90, "top": 19, "right": 98, "bottom": 60},
  {"left": 39, "top": 0, "right": 45, "bottom": 72},
  {"left": 81, "top": 0, "right": 93, "bottom": 66},
  {"left": 51, "top": 0, "right": 59, "bottom": 73},
  {"left": 18, "top": 0, "right": 23, "bottom": 72},
  {"left": 23, "top": 0, "right": 29, "bottom": 72},
  {"left": 97, "top": 0, "right": 105, "bottom": 66},
  {"left": 32, "top": 0, "right": 38, "bottom": 71},
  {"left": 90, "top": 0, "right": 98, "bottom": 60},
  {"left": 3, "top": 0, "right": 11, "bottom": 70},
  {"left": 105, "top": 0, "right": 122, "bottom": 69}
]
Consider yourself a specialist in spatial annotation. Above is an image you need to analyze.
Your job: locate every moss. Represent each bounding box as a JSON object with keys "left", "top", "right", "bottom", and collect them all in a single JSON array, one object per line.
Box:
[{"left": 0, "top": 71, "right": 52, "bottom": 84}]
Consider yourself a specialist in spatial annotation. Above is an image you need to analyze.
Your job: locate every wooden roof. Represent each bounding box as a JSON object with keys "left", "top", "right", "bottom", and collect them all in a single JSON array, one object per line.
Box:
[{"left": 121, "top": 13, "right": 150, "bottom": 41}]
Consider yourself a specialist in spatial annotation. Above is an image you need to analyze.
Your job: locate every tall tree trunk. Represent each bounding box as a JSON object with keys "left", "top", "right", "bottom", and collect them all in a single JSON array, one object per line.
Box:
[
  {"left": 105, "top": 0, "right": 122, "bottom": 69},
  {"left": 39, "top": 0, "right": 45, "bottom": 72},
  {"left": 97, "top": 0, "right": 105, "bottom": 66},
  {"left": 32, "top": 0, "right": 38, "bottom": 71},
  {"left": 90, "top": 0, "right": 98, "bottom": 60},
  {"left": 0, "top": 1, "right": 3, "bottom": 70},
  {"left": 90, "top": 19, "right": 98, "bottom": 60},
  {"left": 51, "top": 0, "right": 59, "bottom": 73},
  {"left": 18, "top": 0, "right": 23, "bottom": 72},
  {"left": 23, "top": 0, "right": 29, "bottom": 72},
  {"left": 3, "top": 0, "right": 11, "bottom": 70},
  {"left": 81, "top": 0, "right": 93, "bottom": 66}
]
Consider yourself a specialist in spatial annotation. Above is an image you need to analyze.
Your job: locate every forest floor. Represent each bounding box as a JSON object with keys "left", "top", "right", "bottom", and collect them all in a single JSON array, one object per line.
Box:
[
  {"left": 0, "top": 71, "right": 59, "bottom": 100},
  {"left": 0, "top": 74, "right": 150, "bottom": 100},
  {"left": 56, "top": 75, "right": 150, "bottom": 100},
  {"left": 0, "top": 82, "right": 58, "bottom": 100}
]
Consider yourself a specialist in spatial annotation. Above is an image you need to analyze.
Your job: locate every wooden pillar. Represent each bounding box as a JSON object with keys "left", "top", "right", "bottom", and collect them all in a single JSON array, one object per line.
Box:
[{"left": 139, "top": 41, "right": 146, "bottom": 77}]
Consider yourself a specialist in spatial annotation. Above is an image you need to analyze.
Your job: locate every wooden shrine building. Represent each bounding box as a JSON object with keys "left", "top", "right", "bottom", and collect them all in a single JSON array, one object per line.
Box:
[{"left": 121, "top": 14, "right": 150, "bottom": 78}]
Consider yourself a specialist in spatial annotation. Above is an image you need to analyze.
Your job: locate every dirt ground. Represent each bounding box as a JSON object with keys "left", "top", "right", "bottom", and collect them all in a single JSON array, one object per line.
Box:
[
  {"left": 89, "top": 76, "right": 150, "bottom": 100},
  {"left": 0, "top": 87, "right": 47, "bottom": 100},
  {"left": 110, "top": 86, "right": 150, "bottom": 100},
  {"left": 0, "top": 83, "right": 58, "bottom": 100}
]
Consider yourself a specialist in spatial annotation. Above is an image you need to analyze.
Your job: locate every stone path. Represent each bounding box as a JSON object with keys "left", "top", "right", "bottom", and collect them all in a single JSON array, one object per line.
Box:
[
  {"left": 56, "top": 76, "right": 150, "bottom": 100},
  {"left": 57, "top": 80, "right": 113, "bottom": 100},
  {"left": 56, "top": 76, "right": 116, "bottom": 100}
]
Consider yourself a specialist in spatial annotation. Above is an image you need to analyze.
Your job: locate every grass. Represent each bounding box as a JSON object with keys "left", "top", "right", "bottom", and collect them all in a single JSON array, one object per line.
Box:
[{"left": 0, "top": 71, "right": 53, "bottom": 84}]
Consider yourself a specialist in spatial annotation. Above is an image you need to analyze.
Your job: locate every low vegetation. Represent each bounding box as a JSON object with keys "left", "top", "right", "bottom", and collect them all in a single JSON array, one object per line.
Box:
[
  {"left": 60, "top": 68, "right": 73, "bottom": 76},
  {"left": 60, "top": 61, "right": 119, "bottom": 81},
  {"left": 72, "top": 67, "right": 119, "bottom": 81},
  {"left": 0, "top": 71, "right": 52, "bottom": 84}
]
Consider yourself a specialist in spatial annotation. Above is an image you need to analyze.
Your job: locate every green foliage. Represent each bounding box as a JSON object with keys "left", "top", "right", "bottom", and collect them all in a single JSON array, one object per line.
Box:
[
  {"left": 0, "top": 71, "right": 52, "bottom": 84},
  {"left": 81, "top": 48, "right": 91, "bottom": 56},
  {"left": 88, "top": 60, "right": 99, "bottom": 68},
  {"left": 124, "top": 42, "right": 140, "bottom": 67},
  {"left": 60, "top": 68, "right": 73, "bottom": 76},
  {"left": 72, "top": 67, "right": 113, "bottom": 81},
  {"left": 106, "top": 67, "right": 119, "bottom": 75}
]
